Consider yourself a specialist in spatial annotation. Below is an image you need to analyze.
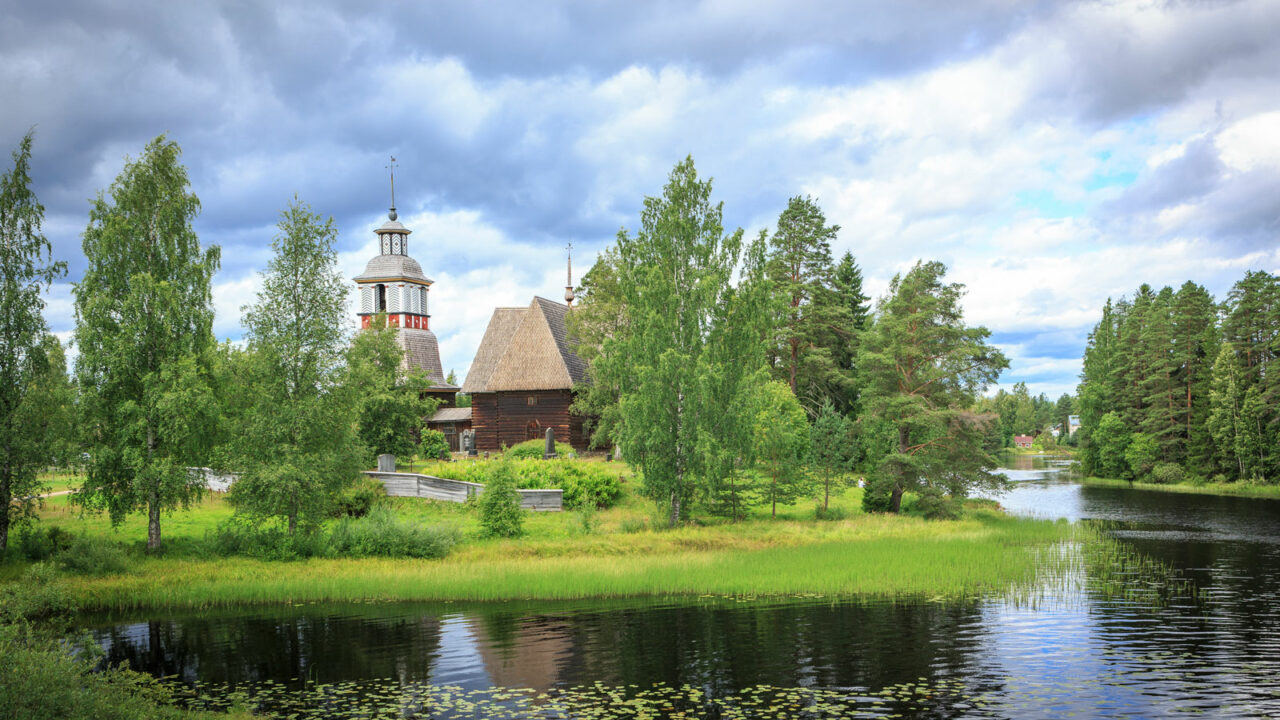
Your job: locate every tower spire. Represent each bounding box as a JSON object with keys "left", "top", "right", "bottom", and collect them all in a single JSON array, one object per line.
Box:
[
  {"left": 386, "top": 156, "right": 398, "bottom": 221},
  {"left": 564, "top": 241, "right": 575, "bottom": 307}
]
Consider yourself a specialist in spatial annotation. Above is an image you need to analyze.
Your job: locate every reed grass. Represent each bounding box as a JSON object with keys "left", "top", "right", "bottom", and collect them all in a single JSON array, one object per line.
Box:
[
  {"left": 58, "top": 511, "right": 1072, "bottom": 610},
  {"left": 1082, "top": 476, "right": 1280, "bottom": 499}
]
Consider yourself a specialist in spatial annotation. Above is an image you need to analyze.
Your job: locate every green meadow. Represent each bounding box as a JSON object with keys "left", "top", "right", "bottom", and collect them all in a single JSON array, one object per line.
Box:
[{"left": 6, "top": 473, "right": 1076, "bottom": 611}]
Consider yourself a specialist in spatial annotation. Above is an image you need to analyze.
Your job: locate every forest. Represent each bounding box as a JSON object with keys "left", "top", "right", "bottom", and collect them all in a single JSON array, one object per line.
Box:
[{"left": 1076, "top": 273, "right": 1280, "bottom": 485}]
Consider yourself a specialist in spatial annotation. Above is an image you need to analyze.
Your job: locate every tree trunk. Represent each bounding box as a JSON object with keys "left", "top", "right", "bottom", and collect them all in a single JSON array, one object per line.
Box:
[
  {"left": 147, "top": 494, "right": 161, "bottom": 551},
  {"left": 772, "top": 476, "right": 777, "bottom": 519},
  {"left": 823, "top": 473, "right": 830, "bottom": 512},
  {"left": 288, "top": 511, "right": 298, "bottom": 536},
  {"left": 669, "top": 492, "right": 680, "bottom": 527},
  {"left": 889, "top": 484, "right": 904, "bottom": 513}
]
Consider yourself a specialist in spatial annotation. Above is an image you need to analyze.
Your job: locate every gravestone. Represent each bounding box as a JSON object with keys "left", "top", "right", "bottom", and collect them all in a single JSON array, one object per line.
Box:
[
  {"left": 462, "top": 429, "right": 477, "bottom": 456},
  {"left": 377, "top": 454, "right": 396, "bottom": 472},
  {"left": 544, "top": 427, "right": 558, "bottom": 459}
]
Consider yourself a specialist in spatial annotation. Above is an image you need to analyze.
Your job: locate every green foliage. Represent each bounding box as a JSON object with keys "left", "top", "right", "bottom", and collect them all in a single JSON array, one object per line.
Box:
[
  {"left": 207, "top": 517, "right": 329, "bottom": 561},
  {"left": 832, "top": 251, "right": 871, "bottom": 416},
  {"left": 7, "top": 524, "right": 70, "bottom": 562},
  {"left": 1093, "top": 411, "right": 1131, "bottom": 479},
  {"left": 0, "top": 564, "right": 76, "bottom": 626},
  {"left": 752, "top": 381, "right": 812, "bottom": 518},
  {"left": 349, "top": 319, "right": 440, "bottom": 460},
  {"left": 419, "top": 429, "right": 451, "bottom": 461},
  {"left": 566, "top": 247, "right": 627, "bottom": 449},
  {"left": 598, "top": 157, "right": 755, "bottom": 526},
  {"left": 1125, "top": 432, "right": 1159, "bottom": 480},
  {"left": 328, "top": 506, "right": 457, "bottom": 558},
  {"left": 55, "top": 536, "right": 128, "bottom": 576},
  {"left": 809, "top": 400, "right": 855, "bottom": 512},
  {"left": 330, "top": 476, "right": 386, "bottom": 518},
  {"left": 505, "top": 438, "right": 572, "bottom": 459},
  {"left": 0, "top": 131, "right": 69, "bottom": 554},
  {"left": 224, "top": 197, "right": 363, "bottom": 533},
  {"left": 857, "top": 260, "right": 1008, "bottom": 514},
  {"left": 478, "top": 460, "right": 524, "bottom": 538},
  {"left": 73, "top": 136, "right": 221, "bottom": 551},
  {"left": 445, "top": 458, "right": 623, "bottom": 509},
  {"left": 767, "top": 195, "right": 854, "bottom": 411},
  {"left": 1150, "top": 462, "right": 1185, "bottom": 485}
]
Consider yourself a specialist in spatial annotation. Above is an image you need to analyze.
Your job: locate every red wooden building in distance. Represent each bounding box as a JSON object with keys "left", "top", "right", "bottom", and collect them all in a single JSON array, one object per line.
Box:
[
  {"left": 461, "top": 296, "right": 591, "bottom": 452},
  {"left": 1013, "top": 435, "right": 1035, "bottom": 449}
]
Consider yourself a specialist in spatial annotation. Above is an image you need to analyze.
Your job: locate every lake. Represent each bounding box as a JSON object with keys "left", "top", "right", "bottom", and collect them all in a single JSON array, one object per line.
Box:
[{"left": 89, "top": 455, "right": 1280, "bottom": 718}]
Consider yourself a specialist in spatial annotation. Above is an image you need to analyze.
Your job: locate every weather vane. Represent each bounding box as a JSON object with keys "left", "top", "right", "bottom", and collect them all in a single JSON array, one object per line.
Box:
[{"left": 386, "top": 156, "right": 399, "bottom": 220}]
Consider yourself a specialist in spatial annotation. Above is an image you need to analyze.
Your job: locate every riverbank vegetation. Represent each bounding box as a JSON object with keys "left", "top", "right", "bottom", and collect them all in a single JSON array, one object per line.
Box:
[
  {"left": 1076, "top": 271, "right": 1280, "bottom": 491},
  {"left": 7, "top": 485, "right": 1072, "bottom": 610},
  {"left": 1082, "top": 476, "right": 1280, "bottom": 499}
]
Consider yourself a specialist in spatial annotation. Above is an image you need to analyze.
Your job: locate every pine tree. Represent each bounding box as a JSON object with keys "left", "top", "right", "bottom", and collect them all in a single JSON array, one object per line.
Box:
[
  {"left": 766, "top": 196, "right": 853, "bottom": 412},
  {"left": 1137, "top": 286, "right": 1179, "bottom": 462},
  {"left": 832, "top": 251, "right": 870, "bottom": 414},
  {"left": 857, "top": 260, "right": 1008, "bottom": 515},
  {"left": 1170, "top": 282, "right": 1218, "bottom": 471},
  {"left": 73, "top": 136, "right": 220, "bottom": 551}
]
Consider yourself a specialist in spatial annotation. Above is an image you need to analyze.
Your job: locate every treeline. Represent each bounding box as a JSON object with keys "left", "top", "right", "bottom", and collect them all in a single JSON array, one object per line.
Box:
[
  {"left": 974, "top": 383, "right": 1077, "bottom": 449},
  {"left": 1077, "top": 272, "right": 1280, "bottom": 484},
  {"left": 569, "top": 157, "right": 1009, "bottom": 521}
]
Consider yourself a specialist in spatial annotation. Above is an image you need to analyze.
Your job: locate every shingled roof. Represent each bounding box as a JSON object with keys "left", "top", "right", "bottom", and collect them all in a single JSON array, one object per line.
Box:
[
  {"left": 461, "top": 297, "right": 588, "bottom": 393},
  {"left": 399, "top": 327, "right": 456, "bottom": 389}
]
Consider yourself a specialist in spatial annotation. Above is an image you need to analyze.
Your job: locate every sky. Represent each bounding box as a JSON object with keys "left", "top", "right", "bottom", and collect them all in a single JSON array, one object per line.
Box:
[{"left": 4, "top": 0, "right": 1279, "bottom": 399}]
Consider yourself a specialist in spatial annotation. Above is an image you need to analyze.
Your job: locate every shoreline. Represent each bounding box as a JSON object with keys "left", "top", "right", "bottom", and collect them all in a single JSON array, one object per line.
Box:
[{"left": 1082, "top": 476, "right": 1280, "bottom": 499}]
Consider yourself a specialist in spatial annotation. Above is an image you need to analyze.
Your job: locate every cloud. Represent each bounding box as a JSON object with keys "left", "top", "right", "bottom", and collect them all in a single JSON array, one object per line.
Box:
[{"left": 7, "top": 0, "right": 1280, "bottom": 399}]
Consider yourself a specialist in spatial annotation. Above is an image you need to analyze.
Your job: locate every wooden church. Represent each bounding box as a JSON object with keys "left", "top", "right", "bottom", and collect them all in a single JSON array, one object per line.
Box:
[
  {"left": 461, "top": 294, "right": 591, "bottom": 452},
  {"left": 353, "top": 185, "right": 590, "bottom": 453}
]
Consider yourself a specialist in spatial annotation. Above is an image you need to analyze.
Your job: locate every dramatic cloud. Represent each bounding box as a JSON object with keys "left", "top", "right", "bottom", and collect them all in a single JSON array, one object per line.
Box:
[{"left": 5, "top": 0, "right": 1279, "bottom": 395}]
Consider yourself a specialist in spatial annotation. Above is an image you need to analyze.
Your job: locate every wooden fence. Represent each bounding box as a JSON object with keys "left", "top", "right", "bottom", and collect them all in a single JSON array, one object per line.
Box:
[{"left": 363, "top": 471, "right": 562, "bottom": 511}]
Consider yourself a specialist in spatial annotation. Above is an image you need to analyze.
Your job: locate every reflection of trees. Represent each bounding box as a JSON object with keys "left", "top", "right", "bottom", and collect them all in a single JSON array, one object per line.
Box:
[
  {"left": 98, "top": 607, "right": 443, "bottom": 688},
  {"left": 555, "top": 601, "right": 990, "bottom": 694}
]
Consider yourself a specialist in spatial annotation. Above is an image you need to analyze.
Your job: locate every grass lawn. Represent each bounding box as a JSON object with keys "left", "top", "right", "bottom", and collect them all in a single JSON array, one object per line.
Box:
[{"left": 1082, "top": 476, "right": 1280, "bottom": 499}]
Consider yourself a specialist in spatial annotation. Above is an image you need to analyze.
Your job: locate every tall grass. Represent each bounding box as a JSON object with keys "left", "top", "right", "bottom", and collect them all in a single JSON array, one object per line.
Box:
[{"left": 60, "top": 512, "right": 1072, "bottom": 610}]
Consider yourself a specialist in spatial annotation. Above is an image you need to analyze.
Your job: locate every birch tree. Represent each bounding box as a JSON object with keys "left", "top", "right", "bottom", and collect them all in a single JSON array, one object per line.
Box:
[
  {"left": 74, "top": 136, "right": 219, "bottom": 551},
  {"left": 0, "top": 131, "right": 68, "bottom": 553}
]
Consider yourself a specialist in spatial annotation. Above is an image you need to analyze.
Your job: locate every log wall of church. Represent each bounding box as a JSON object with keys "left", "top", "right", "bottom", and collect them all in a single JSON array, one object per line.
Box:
[{"left": 471, "top": 390, "right": 587, "bottom": 452}]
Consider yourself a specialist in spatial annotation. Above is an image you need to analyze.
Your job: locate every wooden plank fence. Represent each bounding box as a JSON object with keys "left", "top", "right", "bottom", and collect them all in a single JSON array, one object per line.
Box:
[{"left": 364, "top": 471, "right": 563, "bottom": 511}]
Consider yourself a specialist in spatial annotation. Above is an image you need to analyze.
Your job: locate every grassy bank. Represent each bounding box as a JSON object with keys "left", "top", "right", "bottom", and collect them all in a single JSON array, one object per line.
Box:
[
  {"left": 1082, "top": 476, "right": 1280, "bottom": 499},
  {"left": 6, "top": 472, "right": 1075, "bottom": 611}
]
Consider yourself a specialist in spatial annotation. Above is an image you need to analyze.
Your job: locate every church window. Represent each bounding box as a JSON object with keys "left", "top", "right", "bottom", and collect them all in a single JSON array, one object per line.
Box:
[
  {"left": 527, "top": 396, "right": 538, "bottom": 406},
  {"left": 375, "top": 284, "right": 386, "bottom": 312}
]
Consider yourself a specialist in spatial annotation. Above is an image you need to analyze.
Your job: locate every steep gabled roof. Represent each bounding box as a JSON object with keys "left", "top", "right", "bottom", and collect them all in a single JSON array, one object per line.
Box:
[
  {"left": 461, "top": 307, "right": 527, "bottom": 393},
  {"left": 462, "top": 297, "right": 588, "bottom": 393}
]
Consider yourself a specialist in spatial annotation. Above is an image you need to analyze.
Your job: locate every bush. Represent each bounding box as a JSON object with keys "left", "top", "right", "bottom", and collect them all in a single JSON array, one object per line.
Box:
[
  {"left": 419, "top": 429, "right": 451, "bottom": 461},
  {"left": 0, "top": 564, "right": 77, "bottom": 627},
  {"left": 9, "top": 525, "right": 72, "bottom": 562},
  {"left": 332, "top": 476, "right": 386, "bottom": 518},
  {"left": 443, "top": 458, "right": 623, "bottom": 510},
  {"left": 505, "top": 438, "right": 572, "bottom": 460},
  {"left": 1150, "top": 462, "right": 1185, "bottom": 485},
  {"left": 479, "top": 460, "right": 524, "bottom": 538},
  {"left": 56, "top": 536, "right": 129, "bottom": 576},
  {"left": 207, "top": 518, "right": 328, "bottom": 561},
  {"left": 813, "top": 505, "right": 847, "bottom": 521},
  {"left": 328, "top": 507, "right": 457, "bottom": 558}
]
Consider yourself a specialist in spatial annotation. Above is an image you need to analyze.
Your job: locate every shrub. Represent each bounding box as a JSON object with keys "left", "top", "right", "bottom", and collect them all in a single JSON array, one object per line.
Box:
[
  {"left": 1150, "top": 462, "right": 1185, "bottom": 485},
  {"left": 328, "top": 507, "right": 457, "bottom": 558},
  {"left": 443, "top": 458, "right": 623, "bottom": 510},
  {"left": 419, "top": 429, "right": 451, "bottom": 461},
  {"left": 479, "top": 460, "right": 524, "bottom": 538},
  {"left": 9, "top": 525, "right": 72, "bottom": 562},
  {"left": 332, "top": 476, "right": 387, "bottom": 518},
  {"left": 208, "top": 518, "right": 328, "bottom": 561},
  {"left": 1211, "top": 473, "right": 1230, "bottom": 485},
  {"left": 814, "top": 505, "right": 847, "bottom": 521},
  {"left": 0, "top": 564, "right": 77, "bottom": 627},
  {"left": 56, "top": 536, "right": 129, "bottom": 576},
  {"left": 505, "top": 438, "right": 572, "bottom": 460}
]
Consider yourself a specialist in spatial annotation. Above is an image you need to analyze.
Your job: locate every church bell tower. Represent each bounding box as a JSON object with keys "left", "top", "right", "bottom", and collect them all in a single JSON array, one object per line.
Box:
[{"left": 352, "top": 160, "right": 457, "bottom": 398}]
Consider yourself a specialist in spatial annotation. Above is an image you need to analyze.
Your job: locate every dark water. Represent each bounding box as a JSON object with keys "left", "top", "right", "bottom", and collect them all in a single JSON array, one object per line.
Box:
[{"left": 89, "top": 456, "right": 1280, "bottom": 718}]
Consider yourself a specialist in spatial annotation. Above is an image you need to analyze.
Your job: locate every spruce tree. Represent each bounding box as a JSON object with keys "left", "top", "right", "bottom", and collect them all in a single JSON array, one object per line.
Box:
[
  {"left": 1170, "top": 282, "right": 1218, "bottom": 472},
  {"left": 832, "top": 251, "right": 870, "bottom": 414},
  {"left": 73, "top": 136, "right": 220, "bottom": 551}
]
